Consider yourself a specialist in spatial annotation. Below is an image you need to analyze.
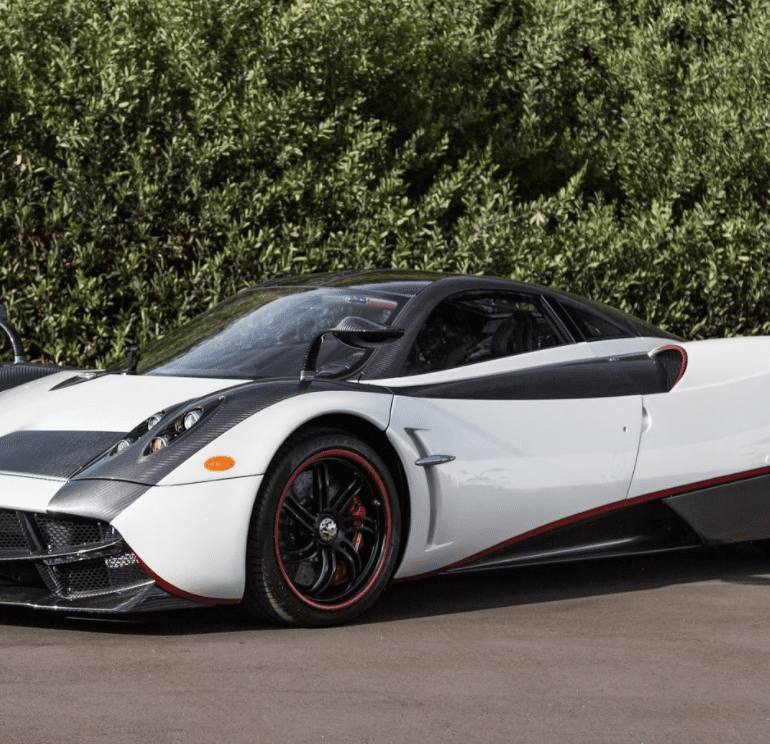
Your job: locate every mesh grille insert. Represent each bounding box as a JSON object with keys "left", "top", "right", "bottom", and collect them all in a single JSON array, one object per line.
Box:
[
  {"left": 0, "top": 509, "right": 150, "bottom": 599},
  {"left": 46, "top": 552, "right": 147, "bottom": 598},
  {"left": 35, "top": 515, "right": 116, "bottom": 551},
  {"left": 0, "top": 510, "right": 28, "bottom": 554}
]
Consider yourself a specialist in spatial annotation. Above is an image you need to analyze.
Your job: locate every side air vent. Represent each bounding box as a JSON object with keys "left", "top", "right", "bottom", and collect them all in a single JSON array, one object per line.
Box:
[{"left": 652, "top": 345, "right": 687, "bottom": 391}]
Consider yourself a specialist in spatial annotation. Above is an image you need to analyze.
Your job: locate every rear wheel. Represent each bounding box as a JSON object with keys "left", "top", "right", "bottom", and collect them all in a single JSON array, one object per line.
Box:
[{"left": 243, "top": 428, "right": 401, "bottom": 626}]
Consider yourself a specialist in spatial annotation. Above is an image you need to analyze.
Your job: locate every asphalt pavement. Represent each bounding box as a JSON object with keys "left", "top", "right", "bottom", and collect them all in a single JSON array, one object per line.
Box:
[{"left": 2, "top": 544, "right": 770, "bottom": 744}]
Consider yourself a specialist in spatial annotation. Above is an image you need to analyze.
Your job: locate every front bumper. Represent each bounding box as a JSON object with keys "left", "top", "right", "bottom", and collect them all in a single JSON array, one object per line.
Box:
[{"left": 0, "top": 508, "right": 199, "bottom": 613}]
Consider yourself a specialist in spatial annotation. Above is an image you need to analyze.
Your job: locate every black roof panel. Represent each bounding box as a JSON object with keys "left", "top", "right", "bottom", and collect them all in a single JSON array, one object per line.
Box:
[{"left": 254, "top": 269, "right": 449, "bottom": 295}]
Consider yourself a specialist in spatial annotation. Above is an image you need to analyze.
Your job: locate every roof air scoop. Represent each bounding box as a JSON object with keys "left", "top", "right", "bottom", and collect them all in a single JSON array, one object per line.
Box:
[
  {"left": 301, "top": 317, "right": 404, "bottom": 382},
  {"left": 651, "top": 344, "right": 688, "bottom": 391}
]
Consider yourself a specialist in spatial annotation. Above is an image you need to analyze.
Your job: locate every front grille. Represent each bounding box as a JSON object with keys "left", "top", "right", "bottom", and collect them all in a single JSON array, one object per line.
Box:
[
  {"left": 0, "top": 511, "right": 27, "bottom": 554},
  {"left": 0, "top": 508, "right": 121, "bottom": 555},
  {"left": 41, "top": 553, "right": 147, "bottom": 598},
  {"left": 0, "top": 508, "right": 150, "bottom": 599},
  {"left": 35, "top": 514, "right": 116, "bottom": 551}
]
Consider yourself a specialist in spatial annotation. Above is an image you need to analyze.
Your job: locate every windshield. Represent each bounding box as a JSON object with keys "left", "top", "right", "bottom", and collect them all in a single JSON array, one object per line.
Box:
[{"left": 129, "top": 287, "right": 406, "bottom": 379}]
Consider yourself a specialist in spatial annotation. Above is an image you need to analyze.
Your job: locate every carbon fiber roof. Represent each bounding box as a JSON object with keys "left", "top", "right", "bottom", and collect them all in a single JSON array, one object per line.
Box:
[{"left": 253, "top": 269, "right": 448, "bottom": 294}]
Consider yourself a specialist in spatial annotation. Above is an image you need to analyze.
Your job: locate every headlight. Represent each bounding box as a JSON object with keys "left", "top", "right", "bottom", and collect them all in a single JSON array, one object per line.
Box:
[
  {"left": 108, "top": 410, "right": 166, "bottom": 456},
  {"left": 176, "top": 408, "right": 202, "bottom": 433},
  {"left": 144, "top": 401, "right": 220, "bottom": 456},
  {"left": 114, "top": 439, "right": 132, "bottom": 453},
  {"left": 147, "top": 413, "right": 164, "bottom": 429},
  {"left": 151, "top": 408, "right": 202, "bottom": 452},
  {"left": 108, "top": 399, "right": 221, "bottom": 458},
  {"left": 150, "top": 435, "right": 170, "bottom": 452}
]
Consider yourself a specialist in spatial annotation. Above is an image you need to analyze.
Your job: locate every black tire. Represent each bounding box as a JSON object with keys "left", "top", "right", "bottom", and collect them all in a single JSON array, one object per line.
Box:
[
  {"left": 243, "top": 428, "right": 401, "bottom": 627},
  {"left": 754, "top": 539, "right": 770, "bottom": 560}
]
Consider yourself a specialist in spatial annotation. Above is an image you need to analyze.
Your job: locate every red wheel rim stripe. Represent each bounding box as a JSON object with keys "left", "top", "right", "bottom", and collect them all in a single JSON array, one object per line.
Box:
[{"left": 273, "top": 448, "right": 392, "bottom": 612}]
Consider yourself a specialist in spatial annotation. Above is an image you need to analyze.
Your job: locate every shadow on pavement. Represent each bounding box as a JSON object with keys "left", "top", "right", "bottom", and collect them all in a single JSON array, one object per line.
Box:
[
  {"left": 1, "top": 543, "right": 768, "bottom": 635},
  {"left": 368, "top": 543, "right": 770, "bottom": 624}
]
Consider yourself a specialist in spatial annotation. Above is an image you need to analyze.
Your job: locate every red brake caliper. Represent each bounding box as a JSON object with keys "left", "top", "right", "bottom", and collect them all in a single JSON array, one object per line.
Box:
[{"left": 332, "top": 495, "right": 367, "bottom": 585}]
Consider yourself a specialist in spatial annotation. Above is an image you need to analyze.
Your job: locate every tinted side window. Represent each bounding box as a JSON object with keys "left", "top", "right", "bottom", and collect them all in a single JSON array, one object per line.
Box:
[
  {"left": 562, "top": 303, "right": 634, "bottom": 340},
  {"left": 402, "top": 292, "right": 565, "bottom": 375}
]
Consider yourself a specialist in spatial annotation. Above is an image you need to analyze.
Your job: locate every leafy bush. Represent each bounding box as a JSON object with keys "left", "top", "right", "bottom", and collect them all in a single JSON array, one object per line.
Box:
[{"left": 1, "top": 0, "right": 769, "bottom": 366}]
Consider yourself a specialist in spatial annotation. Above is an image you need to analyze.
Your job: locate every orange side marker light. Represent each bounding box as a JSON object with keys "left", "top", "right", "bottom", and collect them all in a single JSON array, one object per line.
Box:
[{"left": 205, "top": 456, "right": 236, "bottom": 472}]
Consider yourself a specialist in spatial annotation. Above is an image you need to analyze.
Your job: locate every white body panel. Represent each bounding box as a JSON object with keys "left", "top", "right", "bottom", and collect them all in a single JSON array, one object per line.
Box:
[
  {"left": 112, "top": 475, "right": 263, "bottom": 600},
  {"left": 630, "top": 338, "right": 770, "bottom": 498},
  {"left": 0, "top": 373, "right": 243, "bottom": 436},
  {"left": 666, "top": 337, "right": 770, "bottom": 392},
  {"left": 378, "top": 342, "right": 647, "bottom": 578},
  {"left": 157, "top": 390, "right": 393, "bottom": 485},
  {"left": 0, "top": 370, "right": 73, "bottom": 405},
  {"left": 586, "top": 337, "right": 648, "bottom": 358},
  {"left": 390, "top": 394, "right": 642, "bottom": 578},
  {"left": 0, "top": 473, "right": 65, "bottom": 512}
]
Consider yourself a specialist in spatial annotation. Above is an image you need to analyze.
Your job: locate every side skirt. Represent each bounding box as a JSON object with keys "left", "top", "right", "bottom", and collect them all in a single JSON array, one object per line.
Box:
[
  {"left": 664, "top": 472, "right": 770, "bottom": 545},
  {"left": 443, "top": 500, "right": 703, "bottom": 575}
]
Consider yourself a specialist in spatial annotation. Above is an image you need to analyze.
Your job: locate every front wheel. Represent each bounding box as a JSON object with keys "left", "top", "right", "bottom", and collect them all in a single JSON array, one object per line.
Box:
[{"left": 243, "top": 429, "right": 401, "bottom": 626}]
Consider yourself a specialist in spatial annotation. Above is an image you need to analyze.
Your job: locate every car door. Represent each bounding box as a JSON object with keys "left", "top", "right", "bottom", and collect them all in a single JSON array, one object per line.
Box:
[{"left": 374, "top": 289, "right": 645, "bottom": 578}]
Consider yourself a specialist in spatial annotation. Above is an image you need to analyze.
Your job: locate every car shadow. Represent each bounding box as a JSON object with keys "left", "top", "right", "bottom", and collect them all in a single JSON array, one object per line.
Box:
[
  {"left": 365, "top": 543, "right": 770, "bottom": 624},
  {"left": 1, "top": 544, "right": 768, "bottom": 635}
]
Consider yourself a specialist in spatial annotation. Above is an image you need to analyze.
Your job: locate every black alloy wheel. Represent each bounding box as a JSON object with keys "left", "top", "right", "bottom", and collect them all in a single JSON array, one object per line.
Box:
[{"left": 243, "top": 428, "right": 401, "bottom": 626}]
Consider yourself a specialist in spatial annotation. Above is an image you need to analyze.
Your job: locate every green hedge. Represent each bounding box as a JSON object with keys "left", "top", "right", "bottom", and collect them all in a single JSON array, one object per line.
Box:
[{"left": 1, "top": 0, "right": 769, "bottom": 366}]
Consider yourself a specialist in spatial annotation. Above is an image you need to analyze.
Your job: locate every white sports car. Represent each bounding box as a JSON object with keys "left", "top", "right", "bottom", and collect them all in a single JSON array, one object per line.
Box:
[{"left": 1, "top": 270, "right": 768, "bottom": 626}]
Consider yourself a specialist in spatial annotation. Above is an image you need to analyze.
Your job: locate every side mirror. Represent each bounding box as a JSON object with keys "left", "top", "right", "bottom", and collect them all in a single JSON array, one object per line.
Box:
[
  {"left": 301, "top": 317, "right": 404, "bottom": 381},
  {"left": 329, "top": 316, "right": 405, "bottom": 348},
  {"left": 0, "top": 304, "right": 26, "bottom": 364}
]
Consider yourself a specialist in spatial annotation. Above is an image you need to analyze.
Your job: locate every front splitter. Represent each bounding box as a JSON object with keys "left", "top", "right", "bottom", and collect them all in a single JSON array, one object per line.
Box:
[{"left": 0, "top": 580, "right": 205, "bottom": 614}]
